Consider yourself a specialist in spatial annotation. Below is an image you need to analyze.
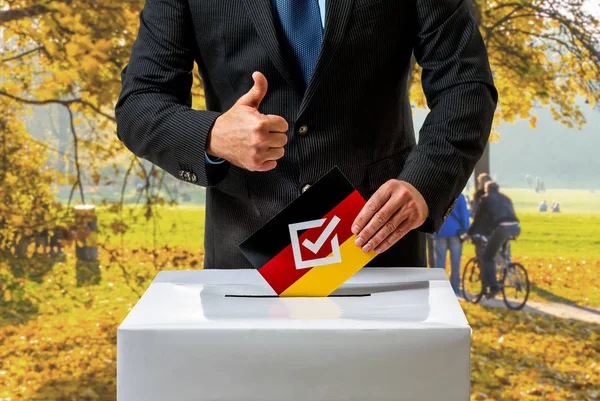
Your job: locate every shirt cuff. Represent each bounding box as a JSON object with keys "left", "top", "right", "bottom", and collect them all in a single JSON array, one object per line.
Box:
[{"left": 205, "top": 152, "right": 225, "bottom": 165}]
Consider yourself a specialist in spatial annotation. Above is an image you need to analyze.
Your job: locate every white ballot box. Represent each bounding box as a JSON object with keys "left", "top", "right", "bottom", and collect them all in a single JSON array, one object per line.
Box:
[{"left": 117, "top": 268, "right": 471, "bottom": 401}]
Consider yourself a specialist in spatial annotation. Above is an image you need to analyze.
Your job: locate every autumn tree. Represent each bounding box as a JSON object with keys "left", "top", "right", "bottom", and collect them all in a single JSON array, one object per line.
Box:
[
  {"left": 0, "top": 98, "right": 61, "bottom": 255},
  {"left": 0, "top": 0, "right": 210, "bottom": 255},
  {"left": 411, "top": 0, "right": 600, "bottom": 176}
]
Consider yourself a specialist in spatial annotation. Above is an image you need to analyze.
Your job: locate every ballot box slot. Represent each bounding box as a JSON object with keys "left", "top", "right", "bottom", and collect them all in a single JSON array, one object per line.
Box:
[
  {"left": 223, "top": 281, "right": 429, "bottom": 298},
  {"left": 224, "top": 294, "right": 371, "bottom": 298}
]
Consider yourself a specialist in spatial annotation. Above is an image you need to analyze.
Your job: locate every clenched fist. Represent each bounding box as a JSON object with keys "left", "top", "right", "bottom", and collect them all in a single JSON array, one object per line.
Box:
[{"left": 206, "top": 71, "right": 289, "bottom": 171}]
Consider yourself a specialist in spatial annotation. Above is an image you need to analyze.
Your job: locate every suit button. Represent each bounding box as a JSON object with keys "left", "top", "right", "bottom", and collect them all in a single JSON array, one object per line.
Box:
[
  {"left": 302, "top": 183, "right": 311, "bottom": 193},
  {"left": 298, "top": 124, "right": 308, "bottom": 136},
  {"left": 179, "top": 170, "right": 196, "bottom": 183}
]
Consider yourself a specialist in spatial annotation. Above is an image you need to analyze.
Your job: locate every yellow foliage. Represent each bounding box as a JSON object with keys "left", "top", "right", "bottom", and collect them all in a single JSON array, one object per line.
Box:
[
  {"left": 465, "top": 300, "right": 599, "bottom": 401},
  {"left": 529, "top": 115, "right": 538, "bottom": 129},
  {"left": 0, "top": 102, "right": 60, "bottom": 249},
  {"left": 65, "top": 42, "right": 80, "bottom": 58},
  {"left": 0, "top": 0, "right": 210, "bottom": 126},
  {"left": 410, "top": 0, "right": 600, "bottom": 140},
  {"left": 82, "top": 55, "right": 99, "bottom": 74}
]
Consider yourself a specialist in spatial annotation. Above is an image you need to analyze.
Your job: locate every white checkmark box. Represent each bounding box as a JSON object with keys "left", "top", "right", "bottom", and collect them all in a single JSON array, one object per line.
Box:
[
  {"left": 288, "top": 216, "right": 343, "bottom": 269},
  {"left": 302, "top": 216, "right": 341, "bottom": 253}
]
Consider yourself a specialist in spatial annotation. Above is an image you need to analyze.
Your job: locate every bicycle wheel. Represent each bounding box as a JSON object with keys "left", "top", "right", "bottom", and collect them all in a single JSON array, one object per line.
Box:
[
  {"left": 502, "top": 263, "right": 530, "bottom": 310},
  {"left": 462, "top": 257, "right": 484, "bottom": 303}
]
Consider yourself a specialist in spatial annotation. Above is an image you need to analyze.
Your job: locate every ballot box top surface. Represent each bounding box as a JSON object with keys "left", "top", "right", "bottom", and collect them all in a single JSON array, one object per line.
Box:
[{"left": 118, "top": 268, "right": 469, "bottom": 331}]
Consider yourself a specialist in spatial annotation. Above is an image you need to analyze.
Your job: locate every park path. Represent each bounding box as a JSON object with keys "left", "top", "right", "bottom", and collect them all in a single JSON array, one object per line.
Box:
[{"left": 464, "top": 297, "right": 600, "bottom": 324}]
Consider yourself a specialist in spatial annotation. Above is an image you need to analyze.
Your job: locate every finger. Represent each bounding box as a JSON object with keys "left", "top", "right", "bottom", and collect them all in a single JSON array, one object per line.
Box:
[
  {"left": 354, "top": 196, "right": 400, "bottom": 250},
  {"left": 236, "top": 71, "right": 268, "bottom": 109},
  {"left": 263, "top": 146, "right": 285, "bottom": 161},
  {"left": 255, "top": 160, "right": 277, "bottom": 172},
  {"left": 351, "top": 187, "right": 391, "bottom": 237},
  {"left": 373, "top": 219, "right": 413, "bottom": 254},
  {"left": 363, "top": 206, "right": 409, "bottom": 252},
  {"left": 265, "top": 133, "right": 288, "bottom": 148},
  {"left": 265, "top": 115, "right": 289, "bottom": 133}
]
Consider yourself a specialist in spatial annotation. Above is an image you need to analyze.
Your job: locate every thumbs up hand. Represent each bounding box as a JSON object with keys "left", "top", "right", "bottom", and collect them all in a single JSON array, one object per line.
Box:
[{"left": 206, "top": 72, "right": 289, "bottom": 172}]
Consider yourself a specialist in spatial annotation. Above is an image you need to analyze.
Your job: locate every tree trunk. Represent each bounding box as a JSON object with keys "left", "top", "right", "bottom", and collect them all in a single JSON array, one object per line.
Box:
[
  {"left": 74, "top": 205, "right": 98, "bottom": 262},
  {"left": 469, "top": 0, "right": 492, "bottom": 179},
  {"left": 14, "top": 235, "right": 30, "bottom": 258},
  {"left": 474, "top": 143, "right": 490, "bottom": 178}
]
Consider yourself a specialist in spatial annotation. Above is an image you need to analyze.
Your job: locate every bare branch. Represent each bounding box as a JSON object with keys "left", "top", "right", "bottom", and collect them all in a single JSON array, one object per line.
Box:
[
  {"left": 0, "top": 91, "right": 116, "bottom": 121},
  {"left": 66, "top": 107, "right": 85, "bottom": 204},
  {"left": 1, "top": 46, "right": 45, "bottom": 63},
  {"left": 119, "top": 155, "right": 137, "bottom": 248},
  {"left": 0, "top": 4, "right": 52, "bottom": 24}
]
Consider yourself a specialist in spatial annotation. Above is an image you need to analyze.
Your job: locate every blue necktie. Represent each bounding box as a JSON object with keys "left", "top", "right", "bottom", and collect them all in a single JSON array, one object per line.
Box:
[{"left": 272, "top": 0, "right": 324, "bottom": 87}]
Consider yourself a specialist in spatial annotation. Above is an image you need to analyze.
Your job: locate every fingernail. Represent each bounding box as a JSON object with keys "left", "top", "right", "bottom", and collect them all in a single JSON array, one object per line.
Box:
[
  {"left": 362, "top": 243, "right": 372, "bottom": 253},
  {"left": 354, "top": 236, "right": 364, "bottom": 247},
  {"left": 352, "top": 225, "right": 360, "bottom": 234}
]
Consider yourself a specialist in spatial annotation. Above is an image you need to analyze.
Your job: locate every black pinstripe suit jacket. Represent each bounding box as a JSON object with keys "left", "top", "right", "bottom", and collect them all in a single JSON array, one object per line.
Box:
[{"left": 115, "top": 0, "right": 498, "bottom": 269}]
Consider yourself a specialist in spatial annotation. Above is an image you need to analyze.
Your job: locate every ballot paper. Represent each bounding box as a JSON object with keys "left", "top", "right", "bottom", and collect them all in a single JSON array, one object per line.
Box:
[{"left": 239, "top": 167, "right": 377, "bottom": 297}]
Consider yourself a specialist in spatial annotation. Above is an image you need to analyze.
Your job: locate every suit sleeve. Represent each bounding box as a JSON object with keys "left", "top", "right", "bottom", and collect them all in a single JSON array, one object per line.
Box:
[
  {"left": 397, "top": 0, "right": 498, "bottom": 232},
  {"left": 115, "top": 0, "right": 228, "bottom": 187}
]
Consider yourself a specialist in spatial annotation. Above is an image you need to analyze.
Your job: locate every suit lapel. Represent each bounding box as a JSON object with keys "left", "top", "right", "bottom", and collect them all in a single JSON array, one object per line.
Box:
[
  {"left": 298, "top": 0, "right": 356, "bottom": 118},
  {"left": 240, "top": 0, "right": 303, "bottom": 93}
]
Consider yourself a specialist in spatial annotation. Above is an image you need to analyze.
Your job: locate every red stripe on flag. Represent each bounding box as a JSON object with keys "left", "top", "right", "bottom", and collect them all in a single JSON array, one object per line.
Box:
[{"left": 258, "top": 190, "right": 366, "bottom": 294}]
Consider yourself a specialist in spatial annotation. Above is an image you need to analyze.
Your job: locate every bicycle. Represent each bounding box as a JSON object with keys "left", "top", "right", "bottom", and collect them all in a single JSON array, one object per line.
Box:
[{"left": 461, "top": 234, "right": 530, "bottom": 310}]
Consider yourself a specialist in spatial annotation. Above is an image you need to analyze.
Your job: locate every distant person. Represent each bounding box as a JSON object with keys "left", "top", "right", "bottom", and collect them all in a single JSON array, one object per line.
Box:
[
  {"left": 551, "top": 201, "right": 561, "bottom": 213},
  {"left": 471, "top": 173, "right": 493, "bottom": 217},
  {"left": 539, "top": 200, "right": 548, "bottom": 212},
  {"left": 468, "top": 181, "right": 520, "bottom": 298},
  {"left": 535, "top": 176, "right": 546, "bottom": 193},
  {"left": 433, "top": 194, "right": 470, "bottom": 295},
  {"left": 525, "top": 174, "right": 534, "bottom": 189}
]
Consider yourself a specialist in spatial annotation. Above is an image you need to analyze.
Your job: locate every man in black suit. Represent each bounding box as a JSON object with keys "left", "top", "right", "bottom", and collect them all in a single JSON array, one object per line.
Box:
[{"left": 116, "top": 0, "right": 498, "bottom": 269}]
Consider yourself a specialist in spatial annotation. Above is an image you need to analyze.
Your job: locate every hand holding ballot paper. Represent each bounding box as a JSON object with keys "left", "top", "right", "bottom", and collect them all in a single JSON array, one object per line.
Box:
[
  {"left": 351, "top": 178, "right": 429, "bottom": 255},
  {"left": 241, "top": 167, "right": 408, "bottom": 296}
]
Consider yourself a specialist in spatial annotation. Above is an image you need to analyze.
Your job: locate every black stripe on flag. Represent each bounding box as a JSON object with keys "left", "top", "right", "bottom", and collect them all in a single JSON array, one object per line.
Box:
[{"left": 239, "top": 166, "right": 355, "bottom": 269}]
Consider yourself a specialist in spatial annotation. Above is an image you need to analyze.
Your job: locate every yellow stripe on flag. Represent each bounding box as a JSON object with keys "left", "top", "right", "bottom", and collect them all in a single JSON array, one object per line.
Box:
[{"left": 280, "top": 235, "right": 377, "bottom": 297}]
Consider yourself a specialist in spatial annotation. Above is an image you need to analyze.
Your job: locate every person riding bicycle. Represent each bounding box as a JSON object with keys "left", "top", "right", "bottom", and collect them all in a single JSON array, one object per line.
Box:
[
  {"left": 470, "top": 173, "right": 493, "bottom": 217},
  {"left": 468, "top": 181, "right": 520, "bottom": 298}
]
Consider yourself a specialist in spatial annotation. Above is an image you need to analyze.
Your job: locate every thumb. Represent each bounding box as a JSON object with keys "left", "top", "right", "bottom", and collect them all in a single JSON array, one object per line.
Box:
[{"left": 236, "top": 71, "right": 268, "bottom": 109}]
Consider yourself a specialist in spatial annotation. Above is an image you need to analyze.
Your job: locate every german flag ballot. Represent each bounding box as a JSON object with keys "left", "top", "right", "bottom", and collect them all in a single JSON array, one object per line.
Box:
[{"left": 239, "top": 167, "right": 377, "bottom": 297}]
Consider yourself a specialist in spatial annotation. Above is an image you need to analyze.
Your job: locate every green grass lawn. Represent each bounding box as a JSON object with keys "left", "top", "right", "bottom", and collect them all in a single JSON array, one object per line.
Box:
[
  {"left": 98, "top": 205, "right": 206, "bottom": 249},
  {"left": 503, "top": 188, "right": 600, "bottom": 214},
  {"left": 510, "top": 213, "right": 600, "bottom": 258},
  {"left": 94, "top": 197, "right": 600, "bottom": 307},
  {"left": 98, "top": 203, "right": 600, "bottom": 259}
]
